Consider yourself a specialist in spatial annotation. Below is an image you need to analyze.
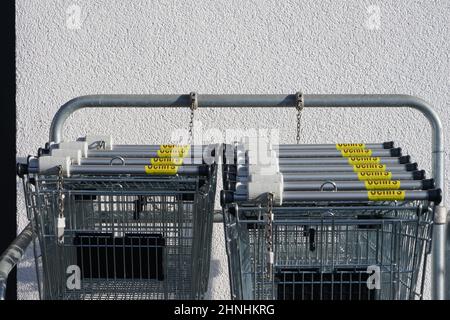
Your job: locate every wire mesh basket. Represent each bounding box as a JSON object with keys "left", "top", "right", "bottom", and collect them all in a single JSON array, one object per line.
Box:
[
  {"left": 223, "top": 201, "right": 433, "bottom": 300},
  {"left": 23, "top": 158, "right": 217, "bottom": 300}
]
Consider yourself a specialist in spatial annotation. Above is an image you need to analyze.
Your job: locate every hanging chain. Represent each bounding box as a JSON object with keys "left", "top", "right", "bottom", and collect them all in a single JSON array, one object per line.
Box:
[
  {"left": 295, "top": 91, "right": 304, "bottom": 144},
  {"left": 57, "top": 166, "right": 64, "bottom": 219},
  {"left": 189, "top": 92, "right": 198, "bottom": 144},
  {"left": 57, "top": 165, "right": 65, "bottom": 244},
  {"left": 265, "top": 192, "right": 274, "bottom": 279}
]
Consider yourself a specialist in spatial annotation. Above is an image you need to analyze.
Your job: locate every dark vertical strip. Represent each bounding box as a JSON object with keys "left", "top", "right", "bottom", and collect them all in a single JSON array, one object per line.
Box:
[{"left": 0, "top": 1, "right": 17, "bottom": 300}]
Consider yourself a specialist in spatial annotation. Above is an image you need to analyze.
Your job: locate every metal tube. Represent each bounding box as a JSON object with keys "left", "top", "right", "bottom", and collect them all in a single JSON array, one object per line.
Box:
[
  {"left": 231, "top": 190, "right": 435, "bottom": 202},
  {"left": 75, "top": 155, "right": 409, "bottom": 166},
  {"left": 0, "top": 223, "right": 34, "bottom": 300},
  {"left": 276, "top": 149, "right": 398, "bottom": 158},
  {"left": 79, "top": 157, "right": 201, "bottom": 165},
  {"left": 48, "top": 94, "right": 445, "bottom": 299},
  {"left": 279, "top": 156, "right": 409, "bottom": 165},
  {"left": 70, "top": 165, "right": 203, "bottom": 175},
  {"left": 276, "top": 142, "right": 393, "bottom": 150},
  {"left": 236, "top": 164, "right": 414, "bottom": 174},
  {"left": 235, "top": 171, "right": 423, "bottom": 182},
  {"left": 84, "top": 150, "right": 204, "bottom": 158},
  {"left": 111, "top": 142, "right": 391, "bottom": 151},
  {"left": 93, "top": 144, "right": 213, "bottom": 151},
  {"left": 29, "top": 164, "right": 207, "bottom": 176},
  {"left": 233, "top": 180, "right": 430, "bottom": 193}
]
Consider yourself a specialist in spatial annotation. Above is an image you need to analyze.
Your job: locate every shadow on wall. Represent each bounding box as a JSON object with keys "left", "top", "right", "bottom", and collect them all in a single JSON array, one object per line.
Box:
[
  {"left": 205, "top": 258, "right": 230, "bottom": 299},
  {"left": 209, "top": 259, "right": 222, "bottom": 279}
]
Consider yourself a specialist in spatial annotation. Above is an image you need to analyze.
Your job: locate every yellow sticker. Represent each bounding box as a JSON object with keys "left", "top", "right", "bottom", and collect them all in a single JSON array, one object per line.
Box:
[
  {"left": 144, "top": 165, "right": 178, "bottom": 175},
  {"left": 364, "top": 180, "right": 401, "bottom": 190},
  {"left": 156, "top": 144, "right": 191, "bottom": 158},
  {"left": 341, "top": 149, "right": 373, "bottom": 157},
  {"left": 150, "top": 157, "right": 184, "bottom": 165},
  {"left": 336, "top": 143, "right": 366, "bottom": 150},
  {"left": 357, "top": 171, "right": 392, "bottom": 180},
  {"left": 347, "top": 157, "right": 381, "bottom": 165},
  {"left": 159, "top": 144, "right": 190, "bottom": 150},
  {"left": 367, "top": 190, "right": 405, "bottom": 201},
  {"left": 157, "top": 148, "right": 189, "bottom": 158},
  {"left": 353, "top": 164, "right": 386, "bottom": 172}
]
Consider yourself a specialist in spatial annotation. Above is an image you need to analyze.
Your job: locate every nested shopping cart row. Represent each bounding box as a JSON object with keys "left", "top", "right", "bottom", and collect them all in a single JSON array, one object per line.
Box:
[
  {"left": 16, "top": 137, "right": 442, "bottom": 301},
  {"left": 19, "top": 139, "right": 218, "bottom": 300},
  {"left": 221, "top": 141, "right": 441, "bottom": 300}
]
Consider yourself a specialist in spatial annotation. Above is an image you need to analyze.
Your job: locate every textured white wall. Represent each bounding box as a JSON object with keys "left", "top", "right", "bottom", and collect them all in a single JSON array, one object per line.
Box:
[{"left": 16, "top": 0, "right": 449, "bottom": 299}]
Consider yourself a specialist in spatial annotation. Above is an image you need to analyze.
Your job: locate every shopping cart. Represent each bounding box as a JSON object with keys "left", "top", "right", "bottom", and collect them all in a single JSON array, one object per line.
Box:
[
  {"left": 221, "top": 141, "right": 442, "bottom": 300},
  {"left": 20, "top": 152, "right": 217, "bottom": 300},
  {"left": 10, "top": 92, "right": 219, "bottom": 300}
]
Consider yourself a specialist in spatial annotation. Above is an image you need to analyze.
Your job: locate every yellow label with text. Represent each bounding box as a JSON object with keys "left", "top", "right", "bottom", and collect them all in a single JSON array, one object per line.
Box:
[
  {"left": 353, "top": 164, "right": 386, "bottom": 172},
  {"left": 144, "top": 165, "right": 178, "bottom": 175},
  {"left": 364, "top": 180, "right": 401, "bottom": 190},
  {"left": 336, "top": 143, "right": 366, "bottom": 150},
  {"left": 150, "top": 158, "right": 184, "bottom": 165},
  {"left": 348, "top": 157, "right": 381, "bottom": 165},
  {"left": 158, "top": 145, "right": 190, "bottom": 156},
  {"left": 159, "top": 144, "right": 190, "bottom": 151},
  {"left": 341, "top": 149, "right": 373, "bottom": 157},
  {"left": 357, "top": 171, "right": 392, "bottom": 180},
  {"left": 367, "top": 190, "right": 405, "bottom": 201},
  {"left": 157, "top": 148, "right": 189, "bottom": 158}
]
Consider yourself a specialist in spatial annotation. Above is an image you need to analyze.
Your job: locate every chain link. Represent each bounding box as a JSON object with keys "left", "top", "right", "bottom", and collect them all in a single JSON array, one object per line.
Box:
[
  {"left": 57, "top": 165, "right": 64, "bottom": 219},
  {"left": 295, "top": 91, "right": 304, "bottom": 144},
  {"left": 189, "top": 92, "right": 198, "bottom": 144},
  {"left": 265, "top": 192, "right": 274, "bottom": 279}
]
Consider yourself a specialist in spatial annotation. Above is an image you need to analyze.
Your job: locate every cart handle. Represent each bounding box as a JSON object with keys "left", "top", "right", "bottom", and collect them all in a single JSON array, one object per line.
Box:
[{"left": 0, "top": 223, "right": 34, "bottom": 300}]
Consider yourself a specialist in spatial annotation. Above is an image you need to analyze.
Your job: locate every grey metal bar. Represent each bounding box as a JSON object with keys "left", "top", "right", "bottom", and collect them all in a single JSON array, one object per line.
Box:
[
  {"left": 231, "top": 190, "right": 435, "bottom": 202},
  {"left": 0, "top": 223, "right": 34, "bottom": 300},
  {"left": 94, "top": 144, "right": 213, "bottom": 151},
  {"left": 277, "top": 142, "right": 392, "bottom": 150},
  {"left": 29, "top": 164, "right": 206, "bottom": 176},
  {"left": 233, "top": 180, "right": 430, "bottom": 193},
  {"left": 48, "top": 93, "right": 445, "bottom": 299},
  {"left": 276, "top": 149, "right": 397, "bottom": 158},
  {"left": 278, "top": 157, "right": 409, "bottom": 165},
  {"left": 111, "top": 142, "right": 391, "bottom": 151},
  {"left": 80, "top": 158, "right": 411, "bottom": 168},
  {"left": 236, "top": 164, "right": 414, "bottom": 174},
  {"left": 79, "top": 157, "right": 200, "bottom": 165},
  {"left": 236, "top": 171, "right": 423, "bottom": 182},
  {"left": 84, "top": 150, "right": 204, "bottom": 158}
]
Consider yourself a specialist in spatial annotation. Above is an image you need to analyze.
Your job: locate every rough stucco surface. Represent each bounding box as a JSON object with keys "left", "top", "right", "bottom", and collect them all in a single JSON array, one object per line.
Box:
[{"left": 16, "top": 0, "right": 449, "bottom": 299}]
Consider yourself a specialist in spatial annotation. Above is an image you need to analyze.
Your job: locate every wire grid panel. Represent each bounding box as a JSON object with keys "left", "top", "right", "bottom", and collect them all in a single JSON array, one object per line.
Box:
[
  {"left": 224, "top": 202, "right": 433, "bottom": 300},
  {"left": 24, "top": 172, "right": 216, "bottom": 300}
]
